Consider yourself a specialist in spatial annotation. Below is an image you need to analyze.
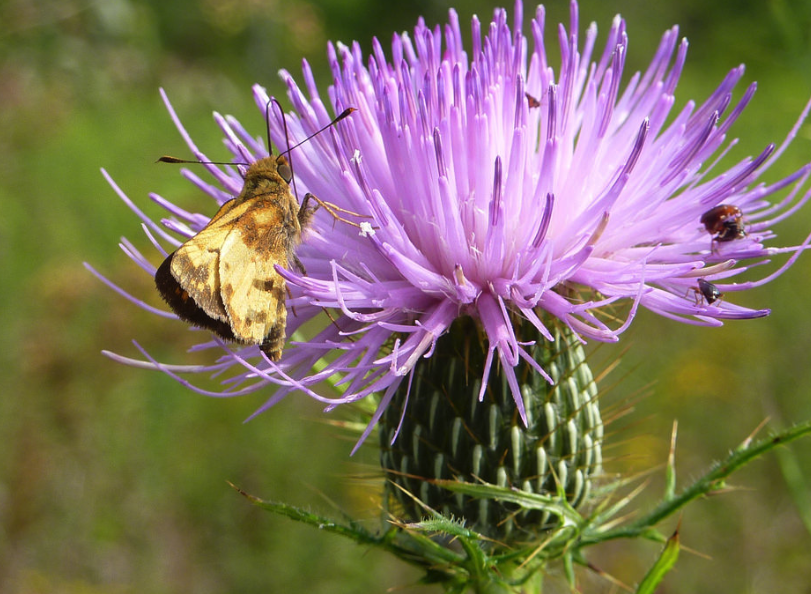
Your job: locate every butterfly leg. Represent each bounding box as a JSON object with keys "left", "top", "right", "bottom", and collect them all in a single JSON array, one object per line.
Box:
[
  {"left": 291, "top": 253, "right": 307, "bottom": 274},
  {"left": 302, "top": 192, "right": 372, "bottom": 229},
  {"left": 298, "top": 193, "right": 320, "bottom": 228}
]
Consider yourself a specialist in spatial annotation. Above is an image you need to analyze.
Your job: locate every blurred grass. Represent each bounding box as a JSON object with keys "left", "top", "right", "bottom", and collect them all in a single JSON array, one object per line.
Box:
[{"left": 1, "top": 0, "right": 810, "bottom": 592}]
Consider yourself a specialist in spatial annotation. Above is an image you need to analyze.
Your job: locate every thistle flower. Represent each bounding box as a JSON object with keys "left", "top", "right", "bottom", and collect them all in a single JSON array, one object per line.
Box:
[{"left": 95, "top": 0, "right": 811, "bottom": 451}]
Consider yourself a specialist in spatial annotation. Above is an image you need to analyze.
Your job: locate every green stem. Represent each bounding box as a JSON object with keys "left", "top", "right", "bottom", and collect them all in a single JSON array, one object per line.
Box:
[{"left": 579, "top": 419, "right": 811, "bottom": 547}]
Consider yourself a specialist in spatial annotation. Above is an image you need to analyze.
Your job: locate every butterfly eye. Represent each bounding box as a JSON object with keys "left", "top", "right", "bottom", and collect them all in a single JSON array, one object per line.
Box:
[{"left": 277, "top": 158, "right": 292, "bottom": 182}]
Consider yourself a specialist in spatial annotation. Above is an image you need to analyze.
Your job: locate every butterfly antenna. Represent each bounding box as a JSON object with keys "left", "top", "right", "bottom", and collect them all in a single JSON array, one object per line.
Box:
[
  {"left": 156, "top": 156, "right": 247, "bottom": 165},
  {"left": 277, "top": 106, "right": 356, "bottom": 158},
  {"left": 272, "top": 99, "right": 355, "bottom": 200},
  {"left": 159, "top": 100, "right": 355, "bottom": 190},
  {"left": 270, "top": 98, "right": 301, "bottom": 201}
]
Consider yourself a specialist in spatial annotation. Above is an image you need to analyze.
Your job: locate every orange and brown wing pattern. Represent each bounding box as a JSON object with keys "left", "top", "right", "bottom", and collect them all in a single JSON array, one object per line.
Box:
[{"left": 218, "top": 201, "right": 295, "bottom": 360}]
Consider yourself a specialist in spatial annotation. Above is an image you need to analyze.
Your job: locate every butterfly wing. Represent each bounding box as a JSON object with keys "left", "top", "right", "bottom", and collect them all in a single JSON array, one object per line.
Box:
[
  {"left": 155, "top": 198, "right": 247, "bottom": 340},
  {"left": 218, "top": 200, "right": 295, "bottom": 360}
]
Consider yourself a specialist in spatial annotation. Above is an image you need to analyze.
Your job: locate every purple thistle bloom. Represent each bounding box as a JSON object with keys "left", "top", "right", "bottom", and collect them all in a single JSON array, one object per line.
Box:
[{"left": 94, "top": 0, "right": 811, "bottom": 447}]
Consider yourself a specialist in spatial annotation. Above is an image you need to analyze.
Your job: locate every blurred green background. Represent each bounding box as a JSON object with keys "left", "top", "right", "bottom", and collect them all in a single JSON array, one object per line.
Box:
[{"left": 2, "top": 0, "right": 811, "bottom": 592}]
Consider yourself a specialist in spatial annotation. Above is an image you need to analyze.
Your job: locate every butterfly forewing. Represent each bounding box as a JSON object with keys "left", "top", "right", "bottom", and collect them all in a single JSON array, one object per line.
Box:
[{"left": 218, "top": 205, "right": 292, "bottom": 335}]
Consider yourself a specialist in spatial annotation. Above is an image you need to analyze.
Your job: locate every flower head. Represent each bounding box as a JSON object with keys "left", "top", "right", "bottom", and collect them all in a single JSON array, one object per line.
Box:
[{"left": 96, "top": 1, "right": 811, "bottom": 446}]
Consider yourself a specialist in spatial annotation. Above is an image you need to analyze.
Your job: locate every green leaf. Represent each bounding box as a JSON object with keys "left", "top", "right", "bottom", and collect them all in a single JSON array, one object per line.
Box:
[
  {"left": 635, "top": 525, "right": 680, "bottom": 594},
  {"left": 433, "top": 479, "right": 584, "bottom": 528}
]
